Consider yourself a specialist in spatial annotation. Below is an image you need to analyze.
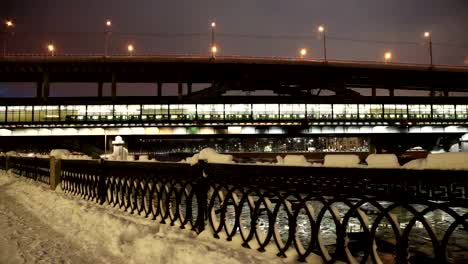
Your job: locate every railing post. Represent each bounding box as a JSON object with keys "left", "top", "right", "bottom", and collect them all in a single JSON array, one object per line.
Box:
[
  {"left": 97, "top": 159, "right": 107, "bottom": 205},
  {"left": 5, "top": 156, "right": 9, "bottom": 171},
  {"left": 49, "top": 157, "right": 62, "bottom": 190},
  {"left": 34, "top": 157, "right": 39, "bottom": 181},
  {"left": 194, "top": 160, "right": 208, "bottom": 233}
]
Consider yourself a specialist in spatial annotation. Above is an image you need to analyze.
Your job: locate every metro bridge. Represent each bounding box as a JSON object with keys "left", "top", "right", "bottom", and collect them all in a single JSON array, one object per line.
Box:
[
  {"left": 1, "top": 55, "right": 468, "bottom": 99},
  {"left": 0, "top": 55, "right": 467, "bottom": 153}
]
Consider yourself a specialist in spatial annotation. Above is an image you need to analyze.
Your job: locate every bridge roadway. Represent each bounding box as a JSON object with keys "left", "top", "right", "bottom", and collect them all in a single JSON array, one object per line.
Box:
[{"left": 1, "top": 55, "right": 468, "bottom": 98}]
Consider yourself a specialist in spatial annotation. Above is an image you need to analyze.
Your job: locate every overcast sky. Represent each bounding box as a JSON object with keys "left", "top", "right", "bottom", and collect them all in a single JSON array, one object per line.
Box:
[
  {"left": 2, "top": 0, "right": 468, "bottom": 62},
  {"left": 1, "top": 0, "right": 468, "bottom": 96}
]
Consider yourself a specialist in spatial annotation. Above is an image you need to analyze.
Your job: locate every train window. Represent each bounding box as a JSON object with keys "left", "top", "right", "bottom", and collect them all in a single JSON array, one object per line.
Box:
[
  {"left": 142, "top": 105, "right": 169, "bottom": 120},
  {"left": 61, "top": 105, "right": 86, "bottom": 121},
  {"left": 279, "top": 104, "right": 306, "bottom": 120},
  {"left": 87, "top": 105, "right": 113, "bottom": 121},
  {"left": 225, "top": 104, "right": 251, "bottom": 120},
  {"left": 0, "top": 106, "right": 5, "bottom": 123},
  {"left": 114, "top": 105, "right": 141, "bottom": 121},
  {"left": 196, "top": 104, "right": 224, "bottom": 120},
  {"left": 252, "top": 104, "right": 279, "bottom": 120},
  {"left": 169, "top": 104, "right": 196, "bottom": 120},
  {"left": 307, "top": 104, "right": 332, "bottom": 119},
  {"left": 6, "top": 106, "right": 33, "bottom": 123},
  {"left": 433, "top": 105, "right": 455, "bottom": 120},
  {"left": 34, "top": 105, "right": 60, "bottom": 122},
  {"left": 456, "top": 105, "right": 468, "bottom": 120},
  {"left": 359, "top": 104, "right": 383, "bottom": 119},
  {"left": 333, "top": 104, "right": 358, "bottom": 120},
  {"left": 408, "top": 104, "right": 431, "bottom": 119},
  {"left": 384, "top": 104, "right": 407, "bottom": 119}
]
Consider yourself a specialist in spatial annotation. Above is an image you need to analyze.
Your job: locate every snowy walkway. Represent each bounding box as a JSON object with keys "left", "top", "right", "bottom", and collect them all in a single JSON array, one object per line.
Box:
[{"left": 0, "top": 172, "right": 304, "bottom": 264}]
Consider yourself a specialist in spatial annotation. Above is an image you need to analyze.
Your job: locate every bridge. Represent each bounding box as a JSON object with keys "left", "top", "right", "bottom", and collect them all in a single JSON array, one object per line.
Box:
[
  {"left": 1, "top": 56, "right": 468, "bottom": 98},
  {"left": 1, "top": 55, "right": 467, "bottom": 153}
]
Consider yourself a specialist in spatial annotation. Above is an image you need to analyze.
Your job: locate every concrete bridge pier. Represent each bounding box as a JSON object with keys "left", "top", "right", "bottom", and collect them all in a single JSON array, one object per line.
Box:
[
  {"left": 178, "top": 81, "right": 183, "bottom": 99},
  {"left": 157, "top": 82, "right": 163, "bottom": 97},
  {"left": 187, "top": 82, "right": 192, "bottom": 95},
  {"left": 98, "top": 82, "right": 103, "bottom": 97},
  {"left": 111, "top": 73, "right": 116, "bottom": 99}
]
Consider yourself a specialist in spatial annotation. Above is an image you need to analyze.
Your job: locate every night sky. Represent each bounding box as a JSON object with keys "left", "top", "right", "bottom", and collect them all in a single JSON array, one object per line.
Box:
[{"left": 1, "top": 0, "right": 468, "bottom": 97}]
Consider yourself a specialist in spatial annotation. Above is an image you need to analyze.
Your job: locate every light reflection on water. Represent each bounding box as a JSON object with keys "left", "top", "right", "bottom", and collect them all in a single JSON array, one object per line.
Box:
[{"left": 177, "top": 190, "right": 468, "bottom": 261}]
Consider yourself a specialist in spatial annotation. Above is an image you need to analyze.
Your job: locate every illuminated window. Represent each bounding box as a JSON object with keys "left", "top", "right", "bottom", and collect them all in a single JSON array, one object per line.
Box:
[
  {"left": 456, "top": 105, "right": 468, "bottom": 120},
  {"left": 0, "top": 106, "right": 6, "bottom": 123},
  {"left": 197, "top": 104, "right": 224, "bottom": 120},
  {"left": 169, "top": 104, "right": 196, "bottom": 120},
  {"left": 87, "top": 105, "right": 113, "bottom": 121},
  {"left": 142, "top": 105, "right": 169, "bottom": 120},
  {"left": 359, "top": 104, "right": 382, "bottom": 119},
  {"left": 408, "top": 104, "right": 431, "bottom": 119},
  {"left": 279, "top": 104, "right": 305, "bottom": 120},
  {"left": 384, "top": 104, "right": 407, "bottom": 119},
  {"left": 114, "top": 105, "right": 141, "bottom": 121},
  {"left": 6, "top": 106, "right": 33, "bottom": 122},
  {"left": 61, "top": 105, "right": 86, "bottom": 121},
  {"left": 252, "top": 104, "right": 279, "bottom": 120},
  {"left": 433, "top": 105, "right": 455, "bottom": 120},
  {"left": 333, "top": 104, "right": 358, "bottom": 119},
  {"left": 225, "top": 104, "right": 251, "bottom": 120},
  {"left": 306, "top": 104, "right": 332, "bottom": 119},
  {"left": 34, "top": 105, "right": 60, "bottom": 122}
]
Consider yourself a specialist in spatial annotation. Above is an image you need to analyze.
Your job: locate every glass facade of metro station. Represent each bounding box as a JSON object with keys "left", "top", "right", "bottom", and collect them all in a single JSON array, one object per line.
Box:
[{"left": 0, "top": 103, "right": 467, "bottom": 124}]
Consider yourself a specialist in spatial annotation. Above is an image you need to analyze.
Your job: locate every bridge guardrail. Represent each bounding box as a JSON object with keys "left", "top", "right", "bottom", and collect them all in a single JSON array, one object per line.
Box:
[{"left": 2, "top": 156, "right": 468, "bottom": 263}]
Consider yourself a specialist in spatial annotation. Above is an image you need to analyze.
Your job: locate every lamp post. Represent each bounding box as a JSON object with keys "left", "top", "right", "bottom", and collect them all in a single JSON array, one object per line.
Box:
[
  {"left": 3, "top": 20, "right": 14, "bottom": 56},
  {"left": 424, "top": 31, "right": 433, "bottom": 67},
  {"left": 105, "top": 19, "right": 112, "bottom": 56},
  {"left": 318, "top": 25, "right": 327, "bottom": 61},
  {"left": 47, "top": 44, "right": 55, "bottom": 56},
  {"left": 300, "top": 48, "right": 307, "bottom": 59},
  {"left": 127, "top": 44, "right": 134, "bottom": 56},
  {"left": 384, "top": 51, "right": 392, "bottom": 63},
  {"left": 210, "top": 22, "right": 216, "bottom": 58}
]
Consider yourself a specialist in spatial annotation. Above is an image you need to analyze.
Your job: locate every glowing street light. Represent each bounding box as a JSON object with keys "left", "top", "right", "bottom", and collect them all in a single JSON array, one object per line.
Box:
[
  {"left": 127, "top": 44, "right": 134, "bottom": 56},
  {"left": 423, "top": 31, "right": 433, "bottom": 67},
  {"left": 47, "top": 44, "right": 55, "bottom": 56},
  {"left": 384, "top": 51, "right": 392, "bottom": 63},
  {"left": 318, "top": 25, "right": 327, "bottom": 61},
  {"left": 300, "top": 48, "right": 307, "bottom": 59},
  {"left": 105, "top": 19, "right": 112, "bottom": 56},
  {"left": 211, "top": 45, "right": 218, "bottom": 56},
  {"left": 210, "top": 21, "right": 216, "bottom": 59},
  {"left": 3, "top": 20, "right": 14, "bottom": 56}
]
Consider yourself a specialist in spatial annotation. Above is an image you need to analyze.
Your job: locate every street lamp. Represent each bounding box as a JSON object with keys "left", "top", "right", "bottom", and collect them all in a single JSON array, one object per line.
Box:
[
  {"left": 127, "top": 44, "right": 134, "bottom": 56},
  {"left": 300, "top": 48, "right": 307, "bottom": 59},
  {"left": 211, "top": 45, "right": 218, "bottom": 57},
  {"left": 210, "top": 21, "right": 216, "bottom": 58},
  {"left": 105, "top": 19, "right": 112, "bottom": 56},
  {"left": 424, "top": 31, "right": 433, "bottom": 67},
  {"left": 384, "top": 51, "right": 392, "bottom": 63},
  {"left": 47, "top": 44, "right": 55, "bottom": 56},
  {"left": 3, "top": 20, "right": 14, "bottom": 56},
  {"left": 318, "top": 25, "right": 327, "bottom": 61}
]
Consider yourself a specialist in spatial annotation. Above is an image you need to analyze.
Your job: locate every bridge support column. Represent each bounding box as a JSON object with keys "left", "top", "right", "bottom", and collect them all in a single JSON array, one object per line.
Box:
[
  {"left": 187, "top": 82, "right": 192, "bottom": 95},
  {"left": 98, "top": 82, "right": 103, "bottom": 97},
  {"left": 157, "top": 82, "right": 162, "bottom": 97},
  {"left": 372, "top": 87, "right": 376, "bottom": 97},
  {"left": 111, "top": 73, "right": 117, "bottom": 99},
  {"left": 36, "top": 81, "right": 43, "bottom": 98},
  {"left": 389, "top": 88, "right": 394, "bottom": 97},
  {"left": 43, "top": 72, "right": 50, "bottom": 98},
  {"left": 178, "top": 81, "right": 183, "bottom": 100},
  {"left": 444, "top": 90, "right": 449, "bottom": 97}
]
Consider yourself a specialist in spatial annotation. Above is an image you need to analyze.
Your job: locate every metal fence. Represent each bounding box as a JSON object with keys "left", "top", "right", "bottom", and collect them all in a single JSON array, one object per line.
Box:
[
  {"left": 6, "top": 156, "right": 51, "bottom": 185},
  {"left": 2, "top": 157, "right": 468, "bottom": 263}
]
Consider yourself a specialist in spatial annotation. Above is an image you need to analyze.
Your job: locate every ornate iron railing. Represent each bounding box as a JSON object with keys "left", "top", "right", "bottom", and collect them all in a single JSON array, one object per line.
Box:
[
  {"left": 6, "top": 156, "right": 51, "bottom": 185},
  {"left": 4, "top": 156, "right": 468, "bottom": 263},
  {"left": 60, "top": 159, "right": 207, "bottom": 232}
]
